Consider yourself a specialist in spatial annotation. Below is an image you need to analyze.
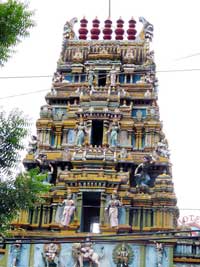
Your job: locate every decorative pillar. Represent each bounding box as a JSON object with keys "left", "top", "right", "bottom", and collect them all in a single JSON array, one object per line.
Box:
[
  {"left": 55, "top": 126, "right": 62, "bottom": 148},
  {"left": 102, "top": 120, "right": 108, "bottom": 145},
  {"left": 45, "top": 128, "right": 51, "bottom": 146},
  {"left": 100, "top": 193, "right": 106, "bottom": 225},
  {"left": 77, "top": 192, "right": 82, "bottom": 228},
  {"left": 62, "top": 128, "right": 68, "bottom": 146},
  {"left": 86, "top": 120, "right": 92, "bottom": 145}
]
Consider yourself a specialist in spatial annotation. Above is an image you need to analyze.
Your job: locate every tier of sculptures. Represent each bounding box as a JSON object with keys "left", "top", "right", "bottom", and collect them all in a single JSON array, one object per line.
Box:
[{"left": 10, "top": 239, "right": 164, "bottom": 267}]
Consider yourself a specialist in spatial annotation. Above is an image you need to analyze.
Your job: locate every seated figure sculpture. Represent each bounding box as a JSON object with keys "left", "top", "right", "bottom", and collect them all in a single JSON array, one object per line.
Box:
[{"left": 134, "top": 155, "right": 155, "bottom": 188}]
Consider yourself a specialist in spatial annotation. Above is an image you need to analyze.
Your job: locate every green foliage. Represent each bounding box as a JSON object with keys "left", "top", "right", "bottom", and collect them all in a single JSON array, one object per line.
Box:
[
  {"left": 0, "top": 109, "right": 51, "bottom": 233},
  {"left": 0, "top": 168, "right": 50, "bottom": 233},
  {"left": 0, "top": 0, "right": 34, "bottom": 65},
  {"left": 0, "top": 109, "right": 29, "bottom": 177}
]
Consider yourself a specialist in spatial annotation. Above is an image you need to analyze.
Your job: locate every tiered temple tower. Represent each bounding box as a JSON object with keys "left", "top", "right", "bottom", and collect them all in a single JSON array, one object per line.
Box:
[{"left": 3, "top": 16, "right": 200, "bottom": 267}]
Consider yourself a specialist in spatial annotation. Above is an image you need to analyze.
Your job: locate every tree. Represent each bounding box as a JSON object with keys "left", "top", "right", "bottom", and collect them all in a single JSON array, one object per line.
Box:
[
  {"left": 0, "top": 110, "right": 50, "bottom": 233},
  {"left": 0, "top": 0, "right": 34, "bottom": 65},
  {"left": 0, "top": 109, "right": 28, "bottom": 177}
]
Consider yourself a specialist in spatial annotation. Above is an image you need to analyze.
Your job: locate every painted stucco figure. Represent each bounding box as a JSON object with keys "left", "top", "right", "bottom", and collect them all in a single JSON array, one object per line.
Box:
[
  {"left": 105, "top": 192, "right": 122, "bottom": 227},
  {"left": 88, "top": 67, "right": 95, "bottom": 89},
  {"left": 138, "top": 17, "right": 154, "bottom": 41},
  {"left": 107, "top": 121, "right": 120, "bottom": 147},
  {"left": 72, "top": 238, "right": 104, "bottom": 267},
  {"left": 134, "top": 155, "right": 155, "bottom": 187},
  {"left": 42, "top": 243, "right": 60, "bottom": 267},
  {"left": 110, "top": 65, "right": 117, "bottom": 87},
  {"left": 61, "top": 193, "right": 76, "bottom": 226},
  {"left": 75, "top": 121, "right": 87, "bottom": 146},
  {"left": 11, "top": 241, "right": 22, "bottom": 267}
]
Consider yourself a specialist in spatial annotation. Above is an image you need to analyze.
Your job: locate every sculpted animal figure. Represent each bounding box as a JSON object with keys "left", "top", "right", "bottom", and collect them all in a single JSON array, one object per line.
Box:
[
  {"left": 72, "top": 241, "right": 104, "bottom": 267},
  {"left": 138, "top": 17, "right": 154, "bottom": 41}
]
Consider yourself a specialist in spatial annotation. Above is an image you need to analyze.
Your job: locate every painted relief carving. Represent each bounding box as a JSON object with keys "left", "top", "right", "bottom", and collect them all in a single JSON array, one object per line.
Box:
[
  {"left": 42, "top": 243, "right": 61, "bottom": 267},
  {"left": 112, "top": 243, "right": 134, "bottom": 267},
  {"left": 11, "top": 241, "right": 22, "bottom": 267},
  {"left": 72, "top": 238, "right": 104, "bottom": 267}
]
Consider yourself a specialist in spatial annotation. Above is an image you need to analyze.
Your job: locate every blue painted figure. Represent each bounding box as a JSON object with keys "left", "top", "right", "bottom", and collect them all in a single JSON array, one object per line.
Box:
[
  {"left": 107, "top": 121, "right": 120, "bottom": 147},
  {"left": 75, "top": 121, "right": 87, "bottom": 146},
  {"left": 11, "top": 241, "right": 22, "bottom": 267},
  {"left": 134, "top": 155, "right": 155, "bottom": 187}
]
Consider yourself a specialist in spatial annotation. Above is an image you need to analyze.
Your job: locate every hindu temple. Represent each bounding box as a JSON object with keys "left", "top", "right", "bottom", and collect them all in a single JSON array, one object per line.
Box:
[{"left": 2, "top": 16, "right": 200, "bottom": 267}]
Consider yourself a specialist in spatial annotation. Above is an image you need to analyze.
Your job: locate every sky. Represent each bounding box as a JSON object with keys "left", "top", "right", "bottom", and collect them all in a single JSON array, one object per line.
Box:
[{"left": 0, "top": 0, "right": 200, "bottom": 218}]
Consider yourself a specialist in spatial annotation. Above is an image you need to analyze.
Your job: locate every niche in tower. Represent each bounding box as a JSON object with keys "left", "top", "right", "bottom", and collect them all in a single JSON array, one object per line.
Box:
[
  {"left": 91, "top": 120, "right": 103, "bottom": 146},
  {"left": 81, "top": 192, "right": 101, "bottom": 233},
  {"left": 98, "top": 70, "right": 107, "bottom": 86}
]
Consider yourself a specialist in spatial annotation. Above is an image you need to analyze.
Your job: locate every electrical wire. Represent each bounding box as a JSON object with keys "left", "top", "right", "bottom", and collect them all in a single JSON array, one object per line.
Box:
[{"left": 1, "top": 67, "right": 200, "bottom": 80}]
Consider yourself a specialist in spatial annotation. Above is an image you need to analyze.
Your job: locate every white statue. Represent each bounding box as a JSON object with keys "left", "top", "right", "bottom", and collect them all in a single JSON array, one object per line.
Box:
[
  {"left": 105, "top": 192, "right": 122, "bottom": 227},
  {"left": 110, "top": 65, "right": 117, "bottom": 87},
  {"left": 27, "top": 135, "right": 37, "bottom": 154},
  {"left": 60, "top": 193, "right": 76, "bottom": 226}
]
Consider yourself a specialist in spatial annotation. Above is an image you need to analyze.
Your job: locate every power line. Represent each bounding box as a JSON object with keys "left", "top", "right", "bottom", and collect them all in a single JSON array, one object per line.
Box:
[
  {"left": 1, "top": 67, "right": 200, "bottom": 80},
  {"left": 0, "top": 88, "right": 49, "bottom": 100}
]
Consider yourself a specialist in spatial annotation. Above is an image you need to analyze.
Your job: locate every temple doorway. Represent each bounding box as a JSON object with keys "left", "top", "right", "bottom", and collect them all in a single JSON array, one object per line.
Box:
[{"left": 91, "top": 120, "right": 103, "bottom": 146}]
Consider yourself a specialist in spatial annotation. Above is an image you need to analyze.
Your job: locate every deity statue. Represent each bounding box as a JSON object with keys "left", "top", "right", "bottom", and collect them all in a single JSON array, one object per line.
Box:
[
  {"left": 113, "top": 243, "right": 134, "bottom": 267},
  {"left": 52, "top": 71, "right": 62, "bottom": 83},
  {"left": 75, "top": 121, "right": 87, "bottom": 146},
  {"left": 35, "top": 154, "right": 54, "bottom": 184},
  {"left": 60, "top": 193, "right": 76, "bottom": 226},
  {"left": 27, "top": 135, "right": 37, "bottom": 154},
  {"left": 134, "top": 155, "right": 155, "bottom": 187},
  {"left": 156, "top": 138, "right": 170, "bottom": 158},
  {"left": 107, "top": 121, "right": 120, "bottom": 147},
  {"left": 116, "top": 243, "right": 129, "bottom": 267},
  {"left": 88, "top": 67, "right": 95, "bottom": 89},
  {"left": 11, "top": 241, "right": 22, "bottom": 267},
  {"left": 109, "top": 65, "right": 117, "bottom": 87},
  {"left": 72, "top": 238, "right": 104, "bottom": 267},
  {"left": 42, "top": 243, "right": 61, "bottom": 267},
  {"left": 155, "top": 242, "right": 164, "bottom": 267},
  {"left": 105, "top": 191, "right": 122, "bottom": 228}
]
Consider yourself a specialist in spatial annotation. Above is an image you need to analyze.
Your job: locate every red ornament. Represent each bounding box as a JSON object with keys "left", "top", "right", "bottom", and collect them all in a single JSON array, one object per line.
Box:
[
  {"left": 115, "top": 18, "right": 124, "bottom": 40},
  {"left": 127, "top": 17, "right": 137, "bottom": 40},
  {"left": 91, "top": 17, "right": 100, "bottom": 40},
  {"left": 103, "top": 18, "right": 113, "bottom": 40},
  {"left": 79, "top": 17, "right": 88, "bottom": 40}
]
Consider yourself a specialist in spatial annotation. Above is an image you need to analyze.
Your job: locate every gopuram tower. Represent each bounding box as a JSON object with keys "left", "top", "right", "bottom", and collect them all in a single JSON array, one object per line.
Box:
[{"left": 3, "top": 17, "right": 200, "bottom": 267}]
